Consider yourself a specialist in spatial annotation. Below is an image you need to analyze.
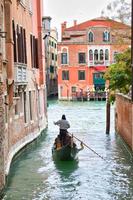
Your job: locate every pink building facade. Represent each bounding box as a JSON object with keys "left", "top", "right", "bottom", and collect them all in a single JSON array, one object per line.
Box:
[
  {"left": 58, "top": 17, "right": 130, "bottom": 101},
  {"left": 0, "top": 0, "right": 47, "bottom": 192}
]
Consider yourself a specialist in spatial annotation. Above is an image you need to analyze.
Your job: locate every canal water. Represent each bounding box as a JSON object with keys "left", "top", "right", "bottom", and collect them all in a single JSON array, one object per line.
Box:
[{"left": 3, "top": 100, "right": 133, "bottom": 200}]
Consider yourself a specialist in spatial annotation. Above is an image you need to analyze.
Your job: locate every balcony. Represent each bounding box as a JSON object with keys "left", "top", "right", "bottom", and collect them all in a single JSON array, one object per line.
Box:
[
  {"left": 14, "top": 63, "right": 27, "bottom": 85},
  {"left": 89, "top": 60, "right": 110, "bottom": 67},
  {"left": 94, "top": 61, "right": 104, "bottom": 65}
]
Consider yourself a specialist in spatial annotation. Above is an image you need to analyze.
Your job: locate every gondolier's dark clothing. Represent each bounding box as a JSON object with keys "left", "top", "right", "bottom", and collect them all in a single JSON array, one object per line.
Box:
[{"left": 54, "top": 119, "right": 70, "bottom": 145}]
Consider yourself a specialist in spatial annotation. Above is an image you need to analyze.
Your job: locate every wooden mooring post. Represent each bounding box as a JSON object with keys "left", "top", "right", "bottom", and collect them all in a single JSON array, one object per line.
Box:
[{"left": 106, "top": 91, "right": 110, "bottom": 134}]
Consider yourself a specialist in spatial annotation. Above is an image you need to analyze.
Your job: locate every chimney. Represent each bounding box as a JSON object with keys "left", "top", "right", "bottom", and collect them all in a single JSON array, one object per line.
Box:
[
  {"left": 61, "top": 21, "right": 67, "bottom": 39},
  {"left": 74, "top": 20, "right": 77, "bottom": 26}
]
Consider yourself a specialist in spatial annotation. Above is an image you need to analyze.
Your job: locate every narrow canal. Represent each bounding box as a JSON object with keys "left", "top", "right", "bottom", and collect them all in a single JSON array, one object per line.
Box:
[{"left": 3, "top": 100, "right": 133, "bottom": 200}]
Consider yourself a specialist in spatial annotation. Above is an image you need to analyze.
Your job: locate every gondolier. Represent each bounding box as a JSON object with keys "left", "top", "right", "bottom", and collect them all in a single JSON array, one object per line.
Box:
[{"left": 54, "top": 114, "right": 70, "bottom": 145}]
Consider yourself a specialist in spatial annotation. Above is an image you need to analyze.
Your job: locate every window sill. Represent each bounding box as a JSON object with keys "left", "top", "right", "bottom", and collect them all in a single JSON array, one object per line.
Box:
[{"left": 78, "top": 63, "right": 86, "bottom": 65}]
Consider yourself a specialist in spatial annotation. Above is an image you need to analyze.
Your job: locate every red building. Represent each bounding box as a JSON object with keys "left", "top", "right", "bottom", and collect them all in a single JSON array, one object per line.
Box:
[
  {"left": 0, "top": 0, "right": 47, "bottom": 191},
  {"left": 58, "top": 17, "right": 130, "bottom": 100}
]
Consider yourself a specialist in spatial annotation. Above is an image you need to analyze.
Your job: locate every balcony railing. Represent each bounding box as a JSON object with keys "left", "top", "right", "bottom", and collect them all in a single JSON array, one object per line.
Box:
[
  {"left": 89, "top": 60, "right": 110, "bottom": 66},
  {"left": 14, "top": 63, "right": 27, "bottom": 85}
]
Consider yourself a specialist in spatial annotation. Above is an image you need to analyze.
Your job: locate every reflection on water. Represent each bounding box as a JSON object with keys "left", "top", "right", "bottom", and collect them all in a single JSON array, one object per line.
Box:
[
  {"left": 3, "top": 100, "right": 133, "bottom": 200},
  {"left": 54, "top": 160, "right": 79, "bottom": 178}
]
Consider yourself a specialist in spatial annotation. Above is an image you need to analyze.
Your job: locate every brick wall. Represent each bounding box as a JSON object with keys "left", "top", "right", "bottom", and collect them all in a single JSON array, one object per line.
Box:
[{"left": 115, "top": 94, "right": 133, "bottom": 150}]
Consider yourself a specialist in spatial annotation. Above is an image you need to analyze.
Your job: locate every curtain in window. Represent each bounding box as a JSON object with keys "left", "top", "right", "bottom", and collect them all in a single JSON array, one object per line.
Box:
[
  {"left": 61, "top": 53, "right": 67, "bottom": 64},
  {"left": 78, "top": 53, "right": 85, "bottom": 63},
  {"left": 105, "top": 49, "right": 109, "bottom": 60},
  {"left": 100, "top": 49, "right": 104, "bottom": 60},
  {"left": 103, "top": 31, "right": 110, "bottom": 42},
  {"left": 94, "top": 49, "right": 98, "bottom": 61},
  {"left": 88, "top": 32, "right": 94, "bottom": 42},
  {"left": 89, "top": 50, "right": 93, "bottom": 61}
]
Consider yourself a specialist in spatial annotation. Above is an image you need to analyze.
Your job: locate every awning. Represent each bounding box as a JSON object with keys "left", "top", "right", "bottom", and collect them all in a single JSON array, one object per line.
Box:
[{"left": 94, "top": 66, "right": 106, "bottom": 71}]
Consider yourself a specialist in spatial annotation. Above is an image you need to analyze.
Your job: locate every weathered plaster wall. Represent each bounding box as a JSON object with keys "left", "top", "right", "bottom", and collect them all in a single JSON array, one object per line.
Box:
[
  {"left": 0, "top": 83, "right": 5, "bottom": 192},
  {"left": 115, "top": 94, "right": 133, "bottom": 150}
]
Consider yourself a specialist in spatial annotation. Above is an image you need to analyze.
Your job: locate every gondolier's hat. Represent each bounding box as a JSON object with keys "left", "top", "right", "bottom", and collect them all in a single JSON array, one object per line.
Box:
[{"left": 62, "top": 114, "right": 66, "bottom": 120}]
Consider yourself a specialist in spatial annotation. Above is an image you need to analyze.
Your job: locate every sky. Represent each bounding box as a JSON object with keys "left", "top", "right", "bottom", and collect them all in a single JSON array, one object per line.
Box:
[{"left": 43, "top": 0, "right": 131, "bottom": 40}]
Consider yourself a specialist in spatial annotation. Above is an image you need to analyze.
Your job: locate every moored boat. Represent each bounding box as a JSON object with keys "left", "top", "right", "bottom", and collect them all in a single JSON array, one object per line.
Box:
[{"left": 52, "top": 133, "right": 83, "bottom": 161}]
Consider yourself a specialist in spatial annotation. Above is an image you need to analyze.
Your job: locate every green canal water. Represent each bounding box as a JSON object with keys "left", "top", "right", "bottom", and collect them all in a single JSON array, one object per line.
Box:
[{"left": 3, "top": 100, "right": 133, "bottom": 200}]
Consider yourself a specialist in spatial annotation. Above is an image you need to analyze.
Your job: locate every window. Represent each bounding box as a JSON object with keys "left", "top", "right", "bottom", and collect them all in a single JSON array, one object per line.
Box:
[
  {"left": 71, "top": 86, "right": 76, "bottom": 93},
  {"left": 113, "top": 51, "right": 119, "bottom": 62},
  {"left": 14, "top": 93, "right": 20, "bottom": 115},
  {"left": 50, "top": 65, "right": 54, "bottom": 73},
  {"left": 95, "top": 73, "right": 100, "bottom": 78},
  {"left": 29, "top": 91, "right": 32, "bottom": 121},
  {"left": 4, "top": 96, "right": 8, "bottom": 123},
  {"left": 24, "top": 92, "right": 27, "bottom": 123},
  {"left": 62, "top": 70, "right": 69, "bottom": 80},
  {"left": 78, "top": 53, "right": 86, "bottom": 64},
  {"left": 12, "top": 20, "right": 17, "bottom": 62},
  {"left": 88, "top": 31, "right": 94, "bottom": 42},
  {"left": 52, "top": 53, "right": 54, "bottom": 60},
  {"left": 105, "top": 49, "right": 109, "bottom": 60},
  {"left": 78, "top": 70, "right": 85, "bottom": 80},
  {"left": 38, "top": 89, "right": 41, "bottom": 115},
  {"left": 61, "top": 53, "right": 67, "bottom": 64},
  {"left": 103, "top": 31, "right": 110, "bottom": 42},
  {"left": 100, "top": 49, "right": 104, "bottom": 61},
  {"left": 94, "top": 73, "right": 104, "bottom": 79},
  {"left": 30, "top": 34, "right": 38, "bottom": 68},
  {"left": 94, "top": 49, "right": 98, "bottom": 61},
  {"left": 89, "top": 50, "right": 93, "bottom": 60},
  {"left": 15, "top": 24, "right": 27, "bottom": 64},
  {"left": 55, "top": 54, "right": 57, "bottom": 61}
]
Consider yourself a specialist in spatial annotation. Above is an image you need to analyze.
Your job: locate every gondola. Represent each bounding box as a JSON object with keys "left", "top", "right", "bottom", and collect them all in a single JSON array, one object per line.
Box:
[{"left": 52, "top": 133, "right": 83, "bottom": 161}]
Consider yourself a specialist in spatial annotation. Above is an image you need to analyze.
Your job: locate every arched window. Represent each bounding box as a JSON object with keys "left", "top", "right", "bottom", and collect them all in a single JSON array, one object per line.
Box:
[
  {"left": 103, "top": 31, "right": 110, "bottom": 42},
  {"left": 89, "top": 50, "right": 93, "bottom": 60},
  {"left": 88, "top": 31, "right": 94, "bottom": 42},
  {"left": 61, "top": 47, "right": 68, "bottom": 64},
  {"left": 105, "top": 49, "right": 109, "bottom": 60},
  {"left": 100, "top": 49, "right": 104, "bottom": 61},
  {"left": 94, "top": 49, "right": 98, "bottom": 61}
]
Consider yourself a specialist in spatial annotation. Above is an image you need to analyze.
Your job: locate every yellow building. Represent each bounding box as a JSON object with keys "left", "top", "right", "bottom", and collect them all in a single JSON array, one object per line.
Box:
[{"left": 42, "top": 17, "right": 58, "bottom": 97}]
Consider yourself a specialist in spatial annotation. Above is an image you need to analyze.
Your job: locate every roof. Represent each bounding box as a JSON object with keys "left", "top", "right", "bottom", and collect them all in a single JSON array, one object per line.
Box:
[{"left": 65, "top": 17, "right": 130, "bottom": 31}]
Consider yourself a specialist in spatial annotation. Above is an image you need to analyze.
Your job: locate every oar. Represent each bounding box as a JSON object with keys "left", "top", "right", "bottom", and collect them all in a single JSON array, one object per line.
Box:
[{"left": 69, "top": 133, "right": 107, "bottom": 162}]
